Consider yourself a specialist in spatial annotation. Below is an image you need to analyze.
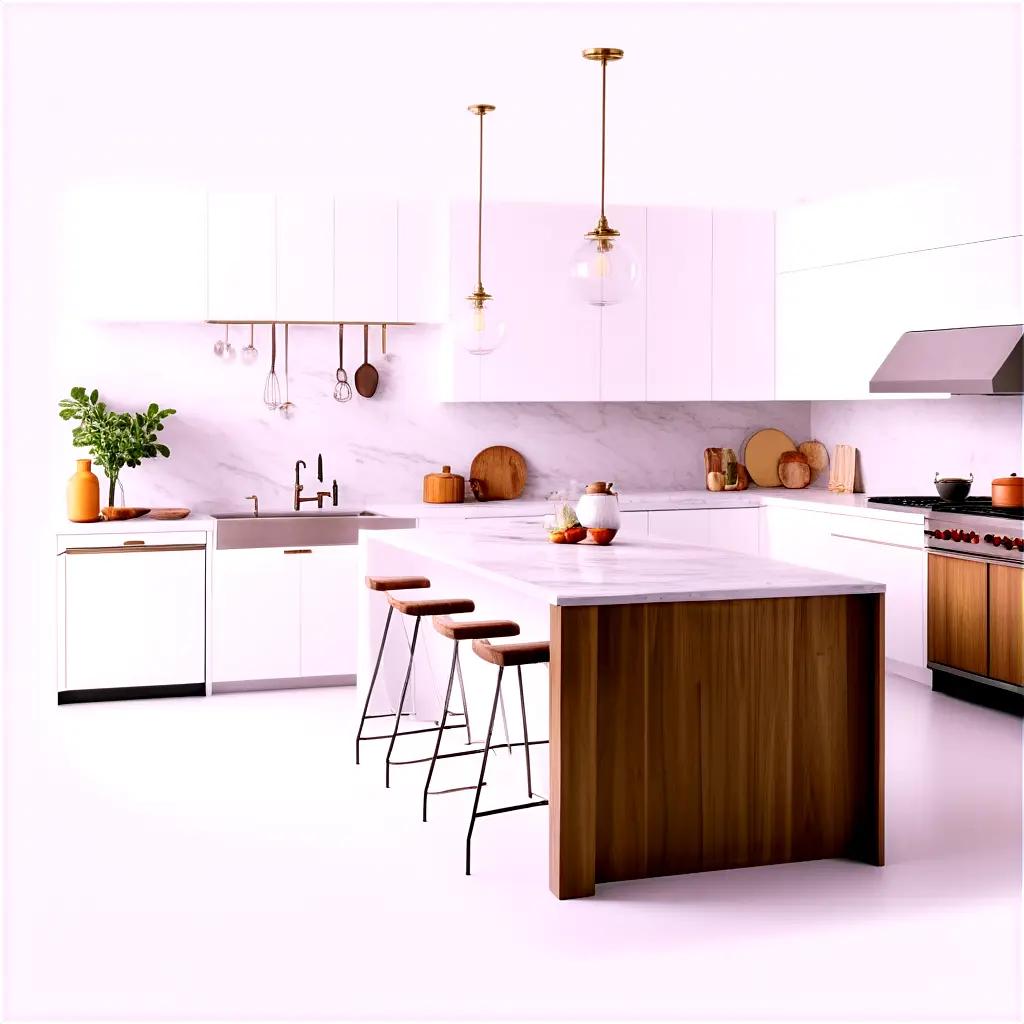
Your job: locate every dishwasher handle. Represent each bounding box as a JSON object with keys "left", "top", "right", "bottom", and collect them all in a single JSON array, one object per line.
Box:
[{"left": 60, "top": 543, "right": 207, "bottom": 555}]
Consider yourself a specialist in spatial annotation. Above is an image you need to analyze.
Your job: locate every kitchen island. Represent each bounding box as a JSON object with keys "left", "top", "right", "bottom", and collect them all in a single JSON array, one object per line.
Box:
[{"left": 360, "top": 523, "right": 885, "bottom": 899}]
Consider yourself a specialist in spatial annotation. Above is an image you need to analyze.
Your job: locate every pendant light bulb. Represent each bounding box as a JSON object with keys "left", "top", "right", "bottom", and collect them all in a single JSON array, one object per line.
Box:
[
  {"left": 571, "top": 48, "right": 639, "bottom": 307},
  {"left": 456, "top": 104, "right": 507, "bottom": 356}
]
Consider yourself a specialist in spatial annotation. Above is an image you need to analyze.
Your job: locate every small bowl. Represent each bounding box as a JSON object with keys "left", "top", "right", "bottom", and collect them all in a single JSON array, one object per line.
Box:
[
  {"left": 102, "top": 506, "right": 151, "bottom": 521},
  {"left": 934, "top": 474, "right": 973, "bottom": 502},
  {"left": 148, "top": 508, "right": 191, "bottom": 521}
]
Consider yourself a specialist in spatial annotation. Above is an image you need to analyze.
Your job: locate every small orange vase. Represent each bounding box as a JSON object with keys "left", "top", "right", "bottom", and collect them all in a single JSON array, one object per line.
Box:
[{"left": 67, "top": 459, "right": 101, "bottom": 522}]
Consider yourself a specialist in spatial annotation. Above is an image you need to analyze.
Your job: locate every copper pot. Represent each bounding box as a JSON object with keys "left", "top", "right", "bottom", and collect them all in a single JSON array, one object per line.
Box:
[{"left": 992, "top": 474, "right": 1024, "bottom": 508}]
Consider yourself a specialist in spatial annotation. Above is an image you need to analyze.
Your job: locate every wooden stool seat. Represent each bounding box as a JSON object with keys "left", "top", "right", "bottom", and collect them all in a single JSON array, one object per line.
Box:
[
  {"left": 388, "top": 595, "right": 475, "bottom": 617},
  {"left": 433, "top": 616, "right": 521, "bottom": 641},
  {"left": 472, "top": 638, "right": 551, "bottom": 667},
  {"left": 365, "top": 575, "right": 431, "bottom": 592}
]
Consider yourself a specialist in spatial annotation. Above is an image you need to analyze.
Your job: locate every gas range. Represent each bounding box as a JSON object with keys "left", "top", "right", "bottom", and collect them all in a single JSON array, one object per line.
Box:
[{"left": 867, "top": 496, "right": 1024, "bottom": 564}]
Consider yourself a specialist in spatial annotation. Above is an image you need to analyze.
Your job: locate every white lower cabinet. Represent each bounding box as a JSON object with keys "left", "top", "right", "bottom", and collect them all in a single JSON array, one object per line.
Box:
[
  {"left": 210, "top": 545, "right": 356, "bottom": 684},
  {"left": 758, "top": 505, "right": 835, "bottom": 568},
  {"left": 827, "top": 517, "right": 927, "bottom": 671},
  {"left": 648, "top": 508, "right": 759, "bottom": 555},
  {"left": 299, "top": 546, "right": 358, "bottom": 677},
  {"left": 210, "top": 548, "right": 302, "bottom": 683}
]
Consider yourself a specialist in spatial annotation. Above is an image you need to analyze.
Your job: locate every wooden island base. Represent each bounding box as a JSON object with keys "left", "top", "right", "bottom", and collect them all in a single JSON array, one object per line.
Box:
[{"left": 549, "top": 593, "right": 884, "bottom": 899}]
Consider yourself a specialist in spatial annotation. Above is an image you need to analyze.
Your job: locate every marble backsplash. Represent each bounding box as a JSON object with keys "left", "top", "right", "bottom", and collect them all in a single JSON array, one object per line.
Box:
[
  {"left": 810, "top": 395, "right": 1024, "bottom": 495},
  {"left": 52, "top": 322, "right": 812, "bottom": 511}
]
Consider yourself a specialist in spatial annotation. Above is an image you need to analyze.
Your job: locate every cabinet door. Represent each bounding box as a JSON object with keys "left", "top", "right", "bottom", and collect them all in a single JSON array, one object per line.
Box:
[
  {"left": 209, "top": 548, "right": 301, "bottom": 683},
  {"left": 277, "top": 193, "right": 334, "bottom": 321},
  {"left": 712, "top": 210, "right": 774, "bottom": 400},
  {"left": 63, "top": 187, "right": 208, "bottom": 322},
  {"left": 208, "top": 192, "right": 277, "bottom": 321},
  {"left": 475, "top": 202, "right": 601, "bottom": 402},
  {"left": 989, "top": 564, "right": 1024, "bottom": 685},
  {"left": 830, "top": 534, "right": 926, "bottom": 668},
  {"left": 398, "top": 201, "right": 449, "bottom": 323},
  {"left": 334, "top": 200, "right": 398, "bottom": 322},
  {"left": 649, "top": 508, "right": 758, "bottom": 554},
  {"left": 63, "top": 547, "right": 206, "bottom": 690},
  {"left": 645, "top": 207, "right": 713, "bottom": 400},
  {"left": 927, "top": 553, "right": 988, "bottom": 675},
  {"left": 758, "top": 506, "right": 835, "bottom": 568},
  {"left": 599, "top": 205, "right": 647, "bottom": 400},
  {"left": 300, "top": 546, "right": 358, "bottom": 678}
]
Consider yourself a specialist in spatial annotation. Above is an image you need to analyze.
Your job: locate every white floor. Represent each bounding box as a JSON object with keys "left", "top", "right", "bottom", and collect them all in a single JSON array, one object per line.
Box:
[{"left": 4, "top": 673, "right": 1022, "bottom": 1021}]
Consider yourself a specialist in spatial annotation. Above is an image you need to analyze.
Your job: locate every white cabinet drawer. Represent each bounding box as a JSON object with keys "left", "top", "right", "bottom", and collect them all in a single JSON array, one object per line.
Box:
[
  {"left": 828, "top": 514, "right": 924, "bottom": 549},
  {"left": 59, "top": 530, "right": 209, "bottom": 551}
]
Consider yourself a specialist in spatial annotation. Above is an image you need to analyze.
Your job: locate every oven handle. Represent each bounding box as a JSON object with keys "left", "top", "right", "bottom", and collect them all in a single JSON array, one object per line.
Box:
[{"left": 60, "top": 543, "right": 207, "bottom": 555}]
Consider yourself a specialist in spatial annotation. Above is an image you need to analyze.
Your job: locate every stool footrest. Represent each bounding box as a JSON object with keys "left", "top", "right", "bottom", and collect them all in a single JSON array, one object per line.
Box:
[
  {"left": 426, "top": 783, "right": 488, "bottom": 796},
  {"left": 474, "top": 799, "right": 549, "bottom": 819},
  {"left": 363, "top": 712, "right": 414, "bottom": 720},
  {"left": 361, "top": 723, "right": 468, "bottom": 743}
]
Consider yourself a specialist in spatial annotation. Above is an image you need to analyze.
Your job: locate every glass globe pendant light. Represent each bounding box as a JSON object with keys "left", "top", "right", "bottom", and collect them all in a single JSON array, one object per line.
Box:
[
  {"left": 570, "top": 47, "right": 639, "bottom": 307},
  {"left": 456, "top": 104, "right": 506, "bottom": 355}
]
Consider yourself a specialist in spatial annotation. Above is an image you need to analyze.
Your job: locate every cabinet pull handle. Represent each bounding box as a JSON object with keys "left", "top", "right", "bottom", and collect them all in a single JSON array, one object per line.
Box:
[
  {"left": 283, "top": 548, "right": 313, "bottom": 555},
  {"left": 61, "top": 543, "right": 207, "bottom": 555},
  {"left": 124, "top": 540, "right": 146, "bottom": 546}
]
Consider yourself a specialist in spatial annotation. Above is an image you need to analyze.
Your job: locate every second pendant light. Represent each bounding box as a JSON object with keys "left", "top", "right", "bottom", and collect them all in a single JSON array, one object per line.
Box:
[
  {"left": 570, "top": 47, "right": 639, "bottom": 307},
  {"left": 457, "top": 103, "right": 507, "bottom": 356}
]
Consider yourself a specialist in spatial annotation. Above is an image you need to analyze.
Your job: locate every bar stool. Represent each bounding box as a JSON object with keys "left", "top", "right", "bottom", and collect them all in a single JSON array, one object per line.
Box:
[
  {"left": 355, "top": 576, "right": 468, "bottom": 766},
  {"left": 420, "top": 615, "right": 521, "bottom": 822},
  {"left": 381, "top": 592, "right": 478, "bottom": 788},
  {"left": 465, "top": 638, "right": 551, "bottom": 876}
]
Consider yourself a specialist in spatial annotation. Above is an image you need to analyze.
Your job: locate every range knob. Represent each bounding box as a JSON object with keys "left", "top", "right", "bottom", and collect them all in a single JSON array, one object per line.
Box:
[
  {"left": 1013, "top": 538, "right": 1024, "bottom": 551},
  {"left": 1002, "top": 537, "right": 1014, "bottom": 550},
  {"left": 992, "top": 535, "right": 1003, "bottom": 546},
  {"left": 968, "top": 532, "right": 980, "bottom": 543},
  {"left": 985, "top": 534, "right": 995, "bottom": 544},
  {"left": 941, "top": 529, "right": 952, "bottom": 540}
]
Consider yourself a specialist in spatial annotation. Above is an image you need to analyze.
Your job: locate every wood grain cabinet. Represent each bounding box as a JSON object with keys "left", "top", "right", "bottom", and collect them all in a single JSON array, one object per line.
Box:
[
  {"left": 989, "top": 564, "right": 1024, "bottom": 685},
  {"left": 927, "top": 554, "right": 989, "bottom": 676}
]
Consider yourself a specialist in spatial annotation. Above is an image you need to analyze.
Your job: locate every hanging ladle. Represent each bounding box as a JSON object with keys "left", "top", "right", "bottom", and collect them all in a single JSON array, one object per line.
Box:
[
  {"left": 334, "top": 324, "right": 352, "bottom": 403},
  {"left": 354, "top": 323, "right": 379, "bottom": 398}
]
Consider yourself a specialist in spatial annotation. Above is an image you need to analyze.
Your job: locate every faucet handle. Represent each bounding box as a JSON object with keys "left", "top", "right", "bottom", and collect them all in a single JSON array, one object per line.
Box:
[
  {"left": 244, "top": 494, "right": 260, "bottom": 517},
  {"left": 332, "top": 479, "right": 338, "bottom": 506}
]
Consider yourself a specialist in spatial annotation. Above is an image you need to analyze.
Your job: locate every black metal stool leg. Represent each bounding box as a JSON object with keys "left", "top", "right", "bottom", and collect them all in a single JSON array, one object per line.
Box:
[
  {"left": 423, "top": 641, "right": 460, "bottom": 822},
  {"left": 517, "top": 665, "right": 535, "bottom": 798},
  {"left": 355, "top": 605, "right": 393, "bottom": 765},
  {"left": 466, "top": 667, "right": 504, "bottom": 876},
  {"left": 384, "top": 616, "right": 421, "bottom": 789}
]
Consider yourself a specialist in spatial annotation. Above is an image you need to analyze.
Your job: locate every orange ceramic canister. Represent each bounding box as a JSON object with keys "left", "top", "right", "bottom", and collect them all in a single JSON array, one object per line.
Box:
[
  {"left": 67, "top": 459, "right": 101, "bottom": 522},
  {"left": 992, "top": 474, "right": 1024, "bottom": 508}
]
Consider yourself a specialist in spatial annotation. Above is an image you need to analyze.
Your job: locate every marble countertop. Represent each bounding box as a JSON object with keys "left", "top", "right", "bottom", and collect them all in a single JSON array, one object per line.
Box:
[
  {"left": 366, "top": 521, "right": 886, "bottom": 607},
  {"left": 365, "top": 488, "right": 927, "bottom": 523},
  {"left": 56, "top": 514, "right": 215, "bottom": 536}
]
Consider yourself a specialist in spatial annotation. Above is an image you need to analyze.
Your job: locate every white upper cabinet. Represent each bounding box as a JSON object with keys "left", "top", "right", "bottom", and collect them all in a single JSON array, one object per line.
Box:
[
  {"left": 398, "top": 200, "right": 450, "bottom": 324},
  {"left": 334, "top": 199, "right": 398, "bottom": 322},
  {"left": 63, "top": 186, "right": 208, "bottom": 322},
  {"left": 777, "top": 172, "right": 1022, "bottom": 272},
  {"left": 645, "top": 207, "right": 713, "bottom": 401},
  {"left": 277, "top": 193, "right": 334, "bottom": 321},
  {"left": 208, "top": 192, "right": 277, "bottom": 321},
  {"left": 711, "top": 210, "right": 775, "bottom": 400},
  {"left": 469, "top": 201, "right": 601, "bottom": 402},
  {"left": 777, "top": 235, "right": 1024, "bottom": 400},
  {"left": 599, "top": 204, "right": 648, "bottom": 401}
]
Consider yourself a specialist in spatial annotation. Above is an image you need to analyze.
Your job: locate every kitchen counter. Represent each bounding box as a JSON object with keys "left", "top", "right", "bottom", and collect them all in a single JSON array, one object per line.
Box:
[
  {"left": 366, "top": 488, "right": 926, "bottom": 523},
  {"left": 361, "top": 523, "right": 885, "bottom": 900},
  {"left": 367, "top": 520, "right": 884, "bottom": 607},
  {"left": 55, "top": 514, "right": 215, "bottom": 536}
]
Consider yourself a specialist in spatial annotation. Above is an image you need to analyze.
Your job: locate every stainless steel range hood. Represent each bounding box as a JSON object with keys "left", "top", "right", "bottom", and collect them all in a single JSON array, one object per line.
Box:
[{"left": 869, "top": 325, "right": 1024, "bottom": 395}]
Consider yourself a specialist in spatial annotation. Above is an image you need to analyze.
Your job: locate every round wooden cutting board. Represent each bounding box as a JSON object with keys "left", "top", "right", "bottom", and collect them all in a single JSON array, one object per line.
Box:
[
  {"left": 469, "top": 446, "right": 527, "bottom": 501},
  {"left": 797, "top": 440, "right": 830, "bottom": 484},
  {"left": 742, "top": 428, "right": 796, "bottom": 487}
]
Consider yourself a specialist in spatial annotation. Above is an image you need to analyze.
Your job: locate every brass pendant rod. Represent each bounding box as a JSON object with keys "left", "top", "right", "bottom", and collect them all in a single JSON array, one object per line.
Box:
[
  {"left": 476, "top": 108, "right": 485, "bottom": 293},
  {"left": 599, "top": 56, "right": 607, "bottom": 222}
]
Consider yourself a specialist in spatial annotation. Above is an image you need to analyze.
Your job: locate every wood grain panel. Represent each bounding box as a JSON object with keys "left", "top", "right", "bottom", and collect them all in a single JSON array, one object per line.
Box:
[
  {"left": 928, "top": 554, "right": 988, "bottom": 675},
  {"left": 549, "top": 594, "right": 884, "bottom": 898},
  {"left": 644, "top": 603, "right": 703, "bottom": 877},
  {"left": 549, "top": 605, "right": 598, "bottom": 899},
  {"left": 595, "top": 604, "right": 649, "bottom": 882},
  {"left": 989, "top": 564, "right": 1024, "bottom": 685}
]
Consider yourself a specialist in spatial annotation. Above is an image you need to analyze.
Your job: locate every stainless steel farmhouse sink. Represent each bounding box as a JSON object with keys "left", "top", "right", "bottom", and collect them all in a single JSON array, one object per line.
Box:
[{"left": 212, "top": 511, "right": 415, "bottom": 550}]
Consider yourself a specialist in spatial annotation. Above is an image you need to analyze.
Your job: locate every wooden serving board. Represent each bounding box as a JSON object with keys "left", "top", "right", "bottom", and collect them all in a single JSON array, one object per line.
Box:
[
  {"left": 742, "top": 428, "right": 796, "bottom": 487},
  {"left": 828, "top": 444, "right": 858, "bottom": 493},
  {"left": 797, "top": 440, "right": 829, "bottom": 485},
  {"left": 469, "top": 446, "right": 527, "bottom": 501}
]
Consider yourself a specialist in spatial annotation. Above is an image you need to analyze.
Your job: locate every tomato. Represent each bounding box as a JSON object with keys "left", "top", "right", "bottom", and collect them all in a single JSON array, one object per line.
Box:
[
  {"left": 548, "top": 530, "right": 567, "bottom": 544},
  {"left": 588, "top": 528, "right": 617, "bottom": 546},
  {"left": 564, "top": 526, "right": 587, "bottom": 544}
]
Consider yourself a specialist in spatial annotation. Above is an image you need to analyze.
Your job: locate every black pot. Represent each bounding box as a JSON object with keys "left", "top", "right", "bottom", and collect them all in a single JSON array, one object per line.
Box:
[{"left": 934, "top": 473, "right": 973, "bottom": 502}]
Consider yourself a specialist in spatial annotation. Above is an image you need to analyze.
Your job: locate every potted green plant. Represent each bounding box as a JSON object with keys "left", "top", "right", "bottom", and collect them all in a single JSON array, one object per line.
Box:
[{"left": 58, "top": 387, "right": 176, "bottom": 506}]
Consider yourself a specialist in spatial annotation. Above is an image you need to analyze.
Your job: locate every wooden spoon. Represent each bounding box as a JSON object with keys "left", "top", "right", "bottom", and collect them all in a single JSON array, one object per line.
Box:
[{"left": 354, "top": 323, "right": 379, "bottom": 398}]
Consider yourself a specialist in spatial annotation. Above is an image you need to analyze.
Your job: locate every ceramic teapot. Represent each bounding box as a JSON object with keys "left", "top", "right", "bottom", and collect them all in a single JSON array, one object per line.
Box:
[{"left": 575, "top": 481, "right": 621, "bottom": 531}]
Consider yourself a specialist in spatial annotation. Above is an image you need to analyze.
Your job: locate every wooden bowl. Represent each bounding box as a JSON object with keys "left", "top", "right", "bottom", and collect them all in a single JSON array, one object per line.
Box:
[
  {"left": 148, "top": 508, "right": 191, "bottom": 520},
  {"left": 102, "top": 507, "right": 151, "bottom": 521}
]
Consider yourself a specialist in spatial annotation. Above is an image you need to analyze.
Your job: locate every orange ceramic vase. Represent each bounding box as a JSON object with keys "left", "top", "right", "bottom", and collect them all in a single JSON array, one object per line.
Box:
[{"left": 67, "top": 459, "right": 101, "bottom": 522}]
